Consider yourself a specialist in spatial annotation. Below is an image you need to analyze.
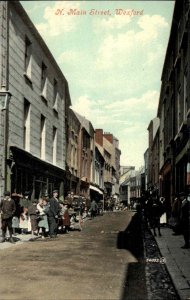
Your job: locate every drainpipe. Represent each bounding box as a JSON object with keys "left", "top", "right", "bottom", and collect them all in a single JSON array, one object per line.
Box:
[{"left": 0, "top": 2, "right": 11, "bottom": 194}]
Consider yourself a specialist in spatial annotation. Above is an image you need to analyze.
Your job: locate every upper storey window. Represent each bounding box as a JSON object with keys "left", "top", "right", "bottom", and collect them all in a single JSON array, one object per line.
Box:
[
  {"left": 24, "top": 36, "right": 32, "bottom": 82},
  {"left": 41, "top": 62, "right": 48, "bottom": 100}
]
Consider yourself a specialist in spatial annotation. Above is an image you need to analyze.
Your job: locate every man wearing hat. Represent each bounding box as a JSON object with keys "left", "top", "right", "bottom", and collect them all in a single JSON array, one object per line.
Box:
[
  {"left": 0, "top": 191, "right": 16, "bottom": 243},
  {"left": 47, "top": 190, "right": 61, "bottom": 238},
  {"left": 20, "top": 191, "right": 31, "bottom": 210}
]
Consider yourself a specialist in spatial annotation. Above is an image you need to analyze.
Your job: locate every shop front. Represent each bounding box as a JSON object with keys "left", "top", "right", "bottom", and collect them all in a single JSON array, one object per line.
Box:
[{"left": 9, "top": 146, "right": 65, "bottom": 199}]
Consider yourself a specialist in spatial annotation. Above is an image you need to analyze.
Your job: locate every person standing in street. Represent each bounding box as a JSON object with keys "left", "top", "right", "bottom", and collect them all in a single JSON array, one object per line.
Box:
[
  {"left": 179, "top": 192, "right": 190, "bottom": 249},
  {"left": 47, "top": 190, "right": 60, "bottom": 238},
  {"left": 90, "top": 199, "right": 98, "bottom": 219},
  {"left": 0, "top": 191, "right": 16, "bottom": 243},
  {"left": 20, "top": 191, "right": 31, "bottom": 210},
  {"left": 28, "top": 199, "right": 39, "bottom": 237}
]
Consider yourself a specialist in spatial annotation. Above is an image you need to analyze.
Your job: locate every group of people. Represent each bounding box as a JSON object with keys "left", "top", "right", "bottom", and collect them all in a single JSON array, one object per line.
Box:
[
  {"left": 170, "top": 192, "right": 190, "bottom": 249},
  {"left": 0, "top": 190, "right": 71, "bottom": 243},
  {"left": 142, "top": 191, "right": 190, "bottom": 249},
  {"left": 0, "top": 189, "right": 104, "bottom": 243},
  {"left": 144, "top": 196, "right": 166, "bottom": 237}
]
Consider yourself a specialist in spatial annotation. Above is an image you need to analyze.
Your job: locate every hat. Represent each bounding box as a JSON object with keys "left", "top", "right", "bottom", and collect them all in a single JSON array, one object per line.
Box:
[
  {"left": 53, "top": 190, "right": 58, "bottom": 194},
  {"left": 43, "top": 193, "right": 49, "bottom": 198},
  {"left": 23, "top": 191, "right": 30, "bottom": 196},
  {"left": 4, "top": 191, "right": 11, "bottom": 196}
]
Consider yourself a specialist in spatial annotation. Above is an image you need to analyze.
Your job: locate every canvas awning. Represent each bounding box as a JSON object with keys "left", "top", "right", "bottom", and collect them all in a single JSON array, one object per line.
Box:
[{"left": 89, "top": 185, "right": 103, "bottom": 195}]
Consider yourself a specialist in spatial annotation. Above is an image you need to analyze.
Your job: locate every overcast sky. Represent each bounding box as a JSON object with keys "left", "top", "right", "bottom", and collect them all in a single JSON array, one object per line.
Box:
[{"left": 21, "top": 1, "right": 175, "bottom": 169}]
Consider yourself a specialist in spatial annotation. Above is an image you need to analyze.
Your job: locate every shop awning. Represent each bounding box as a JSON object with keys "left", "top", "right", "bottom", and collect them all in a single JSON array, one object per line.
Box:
[{"left": 89, "top": 185, "right": 103, "bottom": 194}]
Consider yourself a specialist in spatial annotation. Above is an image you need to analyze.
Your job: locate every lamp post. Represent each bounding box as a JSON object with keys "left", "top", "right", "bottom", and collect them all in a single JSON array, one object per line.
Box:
[{"left": 0, "top": 89, "right": 12, "bottom": 197}]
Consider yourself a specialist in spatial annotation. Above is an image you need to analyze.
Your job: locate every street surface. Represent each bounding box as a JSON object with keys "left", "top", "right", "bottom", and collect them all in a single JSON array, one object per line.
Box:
[{"left": 0, "top": 211, "right": 148, "bottom": 300}]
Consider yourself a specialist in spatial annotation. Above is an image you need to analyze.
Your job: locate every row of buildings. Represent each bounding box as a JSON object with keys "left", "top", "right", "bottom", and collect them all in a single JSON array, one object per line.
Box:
[
  {"left": 146, "top": 0, "right": 190, "bottom": 213},
  {"left": 119, "top": 166, "right": 145, "bottom": 208},
  {"left": 0, "top": 1, "right": 121, "bottom": 202}
]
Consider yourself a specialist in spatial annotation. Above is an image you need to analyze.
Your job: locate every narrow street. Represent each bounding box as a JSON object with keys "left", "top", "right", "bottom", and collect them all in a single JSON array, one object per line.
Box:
[
  {"left": 0, "top": 211, "right": 148, "bottom": 300},
  {"left": 0, "top": 210, "right": 181, "bottom": 300}
]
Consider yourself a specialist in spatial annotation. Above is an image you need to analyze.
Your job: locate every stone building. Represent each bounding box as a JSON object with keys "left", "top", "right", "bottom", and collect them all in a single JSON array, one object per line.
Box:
[
  {"left": 158, "top": 0, "right": 190, "bottom": 204},
  {"left": 0, "top": 2, "right": 71, "bottom": 198}
]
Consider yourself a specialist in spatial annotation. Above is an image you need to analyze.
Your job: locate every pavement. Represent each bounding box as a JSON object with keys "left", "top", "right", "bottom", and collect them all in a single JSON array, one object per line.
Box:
[{"left": 151, "top": 226, "right": 190, "bottom": 300}]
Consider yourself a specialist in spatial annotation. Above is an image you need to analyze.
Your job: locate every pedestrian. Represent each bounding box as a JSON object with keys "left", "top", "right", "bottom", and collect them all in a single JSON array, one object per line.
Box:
[
  {"left": 159, "top": 197, "right": 167, "bottom": 226},
  {"left": 0, "top": 191, "right": 16, "bottom": 243},
  {"left": 28, "top": 199, "right": 39, "bottom": 237},
  {"left": 47, "top": 190, "right": 61, "bottom": 238},
  {"left": 11, "top": 193, "right": 22, "bottom": 235},
  {"left": 65, "top": 192, "right": 74, "bottom": 206},
  {"left": 179, "top": 192, "right": 190, "bottom": 249},
  {"left": 37, "top": 198, "right": 49, "bottom": 238},
  {"left": 170, "top": 195, "right": 182, "bottom": 235},
  {"left": 151, "top": 197, "right": 163, "bottom": 236},
  {"left": 60, "top": 202, "right": 70, "bottom": 233},
  {"left": 90, "top": 199, "right": 98, "bottom": 219},
  {"left": 20, "top": 191, "right": 31, "bottom": 210},
  {"left": 19, "top": 207, "right": 29, "bottom": 234}
]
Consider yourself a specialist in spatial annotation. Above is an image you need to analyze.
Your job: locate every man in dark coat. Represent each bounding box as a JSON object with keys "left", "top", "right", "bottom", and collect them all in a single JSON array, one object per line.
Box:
[
  {"left": 20, "top": 191, "right": 31, "bottom": 210},
  {"left": 0, "top": 191, "right": 16, "bottom": 243},
  {"left": 47, "top": 190, "right": 61, "bottom": 238}
]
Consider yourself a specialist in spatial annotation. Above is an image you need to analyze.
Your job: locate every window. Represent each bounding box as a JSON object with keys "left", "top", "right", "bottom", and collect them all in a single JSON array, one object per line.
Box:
[
  {"left": 177, "top": 88, "right": 181, "bottom": 131},
  {"left": 53, "top": 78, "right": 58, "bottom": 110},
  {"left": 24, "top": 99, "right": 30, "bottom": 151},
  {"left": 184, "top": 72, "right": 187, "bottom": 120},
  {"left": 52, "top": 126, "right": 57, "bottom": 164},
  {"left": 24, "top": 36, "right": 32, "bottom": 80},
  {"left": 40, "top": 115, "right": 46, "bottom": 159},
  {"left": 41, "top": 62, "right": 47, "bottom": 99}
]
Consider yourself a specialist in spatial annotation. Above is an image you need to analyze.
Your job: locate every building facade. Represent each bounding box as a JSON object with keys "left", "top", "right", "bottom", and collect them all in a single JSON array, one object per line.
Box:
[
  {"left": 0, "top": 2, "right": 71, "bottom": 198},
  {"left": 65, "top": 108, "right": 80, "bottom": 195},
  {"left": 157, "top": 0, "right": 190, "bottom": 207},
  {"left": 74, "top": 111, "right": 95, "bottom": 198},
  {"left": 147, "top": 117, "right": 160, "bottom": 193}
]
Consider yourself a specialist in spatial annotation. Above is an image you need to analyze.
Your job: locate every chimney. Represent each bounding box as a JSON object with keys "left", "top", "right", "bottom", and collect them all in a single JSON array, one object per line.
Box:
[{"left": 95, "top": 129, "right": 103, "bottom": 146}]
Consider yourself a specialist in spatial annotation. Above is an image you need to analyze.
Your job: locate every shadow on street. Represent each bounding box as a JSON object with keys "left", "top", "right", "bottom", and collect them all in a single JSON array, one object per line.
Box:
[
  {"left": 117, "top": 211, "right": 144, "bottom": 259},
  {"left": 117, "top": 211, "right": 147, "bottom": 300}
]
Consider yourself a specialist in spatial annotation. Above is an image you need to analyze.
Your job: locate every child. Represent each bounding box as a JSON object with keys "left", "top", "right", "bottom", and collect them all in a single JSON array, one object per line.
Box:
[
  {"left": 19, "top": 207, "right": 29, "bottom": 234},
  {"left": 28, "top": 199, "right": 39, "bottom": 237}
]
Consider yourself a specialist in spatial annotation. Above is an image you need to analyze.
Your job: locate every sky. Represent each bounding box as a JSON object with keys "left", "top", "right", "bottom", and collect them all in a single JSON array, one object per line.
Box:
[{"left": 21, "top": 0, "right": 175, "bottom": 169}]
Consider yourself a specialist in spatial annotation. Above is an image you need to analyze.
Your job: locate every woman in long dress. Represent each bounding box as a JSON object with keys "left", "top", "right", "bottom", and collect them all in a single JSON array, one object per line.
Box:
[{"left": 37, "top": 198, "right": 49, "bottom": 238}]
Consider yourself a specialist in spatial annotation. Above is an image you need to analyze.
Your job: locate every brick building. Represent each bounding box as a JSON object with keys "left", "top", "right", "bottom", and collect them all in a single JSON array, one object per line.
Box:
[{"left": 73, "top": 111, "right": 95, "bottom": 198}]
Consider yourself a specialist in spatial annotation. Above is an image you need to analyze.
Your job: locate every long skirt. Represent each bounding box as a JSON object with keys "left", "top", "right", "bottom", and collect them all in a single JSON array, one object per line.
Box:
[{"left": 38, "top": 215, "right": 49, "bottom": 231}]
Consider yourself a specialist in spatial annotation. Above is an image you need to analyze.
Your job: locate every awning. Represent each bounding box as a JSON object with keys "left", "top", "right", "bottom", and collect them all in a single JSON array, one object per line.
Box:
[{"left": 89, "top": 185, "right": 103, "bottom": 194}]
